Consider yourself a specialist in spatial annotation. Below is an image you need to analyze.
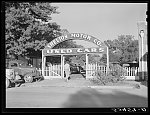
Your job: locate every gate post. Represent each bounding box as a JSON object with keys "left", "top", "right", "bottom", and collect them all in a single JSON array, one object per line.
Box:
[
  {"left": 106, "top": 47, "right": 109, "bottom": 74},
  {"left": 61, "top": 55, "right": 65, "bottom": 79},
  {"left": 86, "top": 54, "right": 89, "bottom": 79},
  {"left": 42, "top": 56, "right": 46, "bottom": 78},
  {"left": 42, "top": 50, "right": 44, "bottom": 76}
]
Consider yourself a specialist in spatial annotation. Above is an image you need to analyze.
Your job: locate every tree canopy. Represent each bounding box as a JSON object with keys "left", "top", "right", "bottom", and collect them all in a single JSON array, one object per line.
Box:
[
  {"left": 104, "top": 35, "right": 139, "bottom": 63},
  {"left": 5, "top": 2, "right": 61, "bottom": 58},
  {"left": 5, "top": 2, "right": 79, "bottom": 59}
]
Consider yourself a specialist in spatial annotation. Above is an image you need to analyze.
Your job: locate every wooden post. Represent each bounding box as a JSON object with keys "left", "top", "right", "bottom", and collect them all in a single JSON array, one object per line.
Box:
[
  {"left": 106, "top": 47, "right": 109, "bottom": 74},
  {"left": 63, "top": 56, "right": 65, "bottom": 78},
  {"left": 61, "top": 55, "right": 65, "bottom": 79},
  {"left": 42, "top": 50, "right": 44, "bottom": 77},
  {"left": 44, "top": 56, "right": 46, "bottom": 76},
  {"left": 61, "top": 55, "right": 63, "bottom": 78},
  {"left": 96, "top": 61, "right": 97, "bottom": 76},
  {"left": 86, "top": 54, "right": 89, "bottom": 79}
]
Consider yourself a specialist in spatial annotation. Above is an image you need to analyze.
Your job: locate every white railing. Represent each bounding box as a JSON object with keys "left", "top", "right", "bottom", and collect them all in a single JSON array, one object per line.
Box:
[
  {"left": 37, "top": 64, "right": 61, "bottom": 79},
  {"left": 123, "top": 67, "right": 139, "bottom": 76},
  {"left": 87, "top": 64, "right": 107, "bottom": 76},
  {"left": 86, "top": 64, "right": 139, "bottom": 81},
  {"left": 37, "top": 64, "right": 139, "bottom": 80}
]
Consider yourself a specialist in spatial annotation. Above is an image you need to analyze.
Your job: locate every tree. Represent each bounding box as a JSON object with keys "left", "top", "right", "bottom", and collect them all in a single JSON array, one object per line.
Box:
[
  {"left": 5, "top": 2, "right": 61, "bottom": 58},
  {"left": 53, "top": 29, "right": 83, "bottom": 49},
  {"left": 126, "top": 40, "right": 139, "bottom": 62},
  {"left": 104, "top": 35, "right": 138, "bottom": 63}
]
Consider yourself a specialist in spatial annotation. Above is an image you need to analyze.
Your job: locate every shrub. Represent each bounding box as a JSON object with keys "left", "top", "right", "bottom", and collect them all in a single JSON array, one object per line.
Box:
[
  {"left": 141, "top": 81, "right": 147, "bottom": 87},
  {"left": 90, "top": 64, "right": 127, "bottom": 85},
  {"left": 134, "top": 84, "right": 140, "bottom": 89},
  {"left": 109, "top": 64, "right": 127, "bottom": 81},
  {"left": 141, "top": 72, "right": 148, "bottom": 87}
]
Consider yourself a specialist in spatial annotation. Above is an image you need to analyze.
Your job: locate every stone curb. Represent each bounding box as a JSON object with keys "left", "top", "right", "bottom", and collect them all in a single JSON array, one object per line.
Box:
[
  {"left": 19, "top": 79, "right": 142, "bottom": 89},
  {"left": 89, "top": 85, "right": 134, "bottom": 89},
  {"left": 20, "top": 84, "right": 136, "bottom": 89}
]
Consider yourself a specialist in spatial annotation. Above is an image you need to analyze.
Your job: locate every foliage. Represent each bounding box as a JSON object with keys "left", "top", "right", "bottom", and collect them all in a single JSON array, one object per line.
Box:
[
  {"left": 5, "top": 2, "right": 61, "bottom": 58},
  {"left": 53, "top": 40, "right": 83, "bottom": 49},
  {"left": 139, "top": 71, "right": 148, "bottom": 87},
  {"left": 88, "top": 54, "right": 105, "bottom": 64},
  {"left": 109, "top": 64, "right": 127, "bottom": 80},
  {"left": 66, "top": 54, "right": 85, "bottom": 66},
  {"left": 68, "top": 53, "right": 106, "bottom": 66},
  {"left": 141, "top": 81, "right": 147, "bottom": 87},
  {"left": 5, "top": 2, "right": 79, "bottom": 60},
  {"left": 90, "top": 64, "right": 127, "bottom": 85},
  {"left": 104, "top": 35, "right": 139, "bottom": 63},
  {"left": 53, "top": 29, "right": 83, "bottom": 49}
]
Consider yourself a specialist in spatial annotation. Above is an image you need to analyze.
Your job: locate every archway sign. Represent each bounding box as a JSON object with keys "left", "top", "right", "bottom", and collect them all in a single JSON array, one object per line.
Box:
[{"left": 42, "top": 33, "right": 109, "bottom": 79}]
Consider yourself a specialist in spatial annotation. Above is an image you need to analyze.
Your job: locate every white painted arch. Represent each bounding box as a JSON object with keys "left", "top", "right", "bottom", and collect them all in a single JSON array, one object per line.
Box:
[
  {"left": 44, "top": 33, "right": 107, "bottom": 49},
  {"left": 42, "top": 33, "right": 109, "bottom": 79}
]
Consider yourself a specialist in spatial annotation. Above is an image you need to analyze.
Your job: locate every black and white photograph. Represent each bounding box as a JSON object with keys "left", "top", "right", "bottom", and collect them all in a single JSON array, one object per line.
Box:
[{"left": 4, "top": 1, "right": 148, "bottom": 112}]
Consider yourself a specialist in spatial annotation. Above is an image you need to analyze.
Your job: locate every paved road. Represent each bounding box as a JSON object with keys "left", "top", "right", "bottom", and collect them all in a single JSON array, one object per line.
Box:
[{"left": 6, "top": 78, "right": 148, "bottom": 108}]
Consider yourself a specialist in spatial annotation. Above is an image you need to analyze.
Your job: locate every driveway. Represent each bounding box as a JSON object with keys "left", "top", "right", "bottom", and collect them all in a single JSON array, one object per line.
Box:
[{"left": 6, "top": 78, "right": 148, "bottom": 109}]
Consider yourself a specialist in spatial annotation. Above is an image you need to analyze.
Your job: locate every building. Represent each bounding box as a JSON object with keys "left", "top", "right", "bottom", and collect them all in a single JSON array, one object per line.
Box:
[{"left": 137, "top": 21, "right": 148, "bottom": 81}]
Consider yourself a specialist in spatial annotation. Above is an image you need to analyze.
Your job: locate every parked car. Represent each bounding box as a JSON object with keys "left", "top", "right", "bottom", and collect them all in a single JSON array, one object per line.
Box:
[
  {"left": 70, "top": 64, "right": 86, "bottom": 74},
  {"left": 6, "top": 60, "right": 43, "bottom": 88},
  {"left": 79, "top": 66, "right": 86, "bottom": 74},
  {"left": 70, "top": 65, "right": 79, "bottom": 74},
  {"left": 6, "top": 68, "right": 24, "bottom": 88}
]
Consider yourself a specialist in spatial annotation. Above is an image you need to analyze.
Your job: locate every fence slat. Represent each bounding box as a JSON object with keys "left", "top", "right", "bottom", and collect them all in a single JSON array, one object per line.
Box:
[
  {"left": 37, "top": 64, "right": 139, "bottom": 78},
  {"left": 86, "top": 64, "right": 139, "bottom": 77}
]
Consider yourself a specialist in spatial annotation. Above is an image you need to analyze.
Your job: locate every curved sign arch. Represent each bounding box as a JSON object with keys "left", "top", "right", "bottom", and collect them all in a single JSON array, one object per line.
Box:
[
  {"left": 44, "top": 33, "right": 107, "bottom": 49},
  {"left": 42, "top": 33, "right": 109, "bottom": 79}
]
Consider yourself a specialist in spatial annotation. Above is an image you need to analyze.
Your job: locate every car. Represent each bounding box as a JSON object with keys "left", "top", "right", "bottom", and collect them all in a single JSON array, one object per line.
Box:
[
  {"left": 79, "top": 66, "right": 86, "bottom": 74},
  {"left": 6, "top": 60, "right": 43, "bottom": 88},
  {"left": 70, "top": 65, "right": 80, "bottom": 74},
  {"left": 70, "top": 64, "right": 86, "bottom": 74},
  {"left": 6, "top": 68, "right": 24, "bottom": 88}
]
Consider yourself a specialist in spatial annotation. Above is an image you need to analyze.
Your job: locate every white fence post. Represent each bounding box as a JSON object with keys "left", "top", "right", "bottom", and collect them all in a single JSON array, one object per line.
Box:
[{"left": 37, "top": 64, "right": 139, "bottom": 80}]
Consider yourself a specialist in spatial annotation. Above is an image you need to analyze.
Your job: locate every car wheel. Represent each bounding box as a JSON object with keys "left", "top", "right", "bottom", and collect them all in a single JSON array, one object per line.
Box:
[
  {"left": 24, "top": 73, "right": 33, "bottom": 83},
  {"left": 6, "top": 78, "right": 10, "bottom": 88}
]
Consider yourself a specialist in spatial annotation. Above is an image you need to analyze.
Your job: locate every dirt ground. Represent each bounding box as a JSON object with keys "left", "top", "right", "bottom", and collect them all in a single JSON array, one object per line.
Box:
[{"left": 6, "top": 78, "right": 148, "bottom": 109}]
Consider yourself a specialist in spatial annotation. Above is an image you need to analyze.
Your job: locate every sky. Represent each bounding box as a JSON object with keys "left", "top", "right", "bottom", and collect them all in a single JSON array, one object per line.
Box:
[{"left": 51, "top": 3, "right": 147, "bottom": 48}]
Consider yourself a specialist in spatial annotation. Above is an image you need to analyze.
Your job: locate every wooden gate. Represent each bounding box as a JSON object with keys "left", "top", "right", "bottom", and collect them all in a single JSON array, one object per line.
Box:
[{"left": 37, "top": 64, "right": 61, "bottom": 79}]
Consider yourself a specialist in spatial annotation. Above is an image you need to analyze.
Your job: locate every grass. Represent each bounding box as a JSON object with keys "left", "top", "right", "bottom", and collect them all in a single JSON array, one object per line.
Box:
[{"left": 89, "top": 78, "right": 140, "bottom": 87}]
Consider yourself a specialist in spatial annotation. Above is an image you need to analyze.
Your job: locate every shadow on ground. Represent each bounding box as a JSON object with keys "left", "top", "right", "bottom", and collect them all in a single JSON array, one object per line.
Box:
[{"left": 62, "top": 88, "right": 148, "bottom": 108}]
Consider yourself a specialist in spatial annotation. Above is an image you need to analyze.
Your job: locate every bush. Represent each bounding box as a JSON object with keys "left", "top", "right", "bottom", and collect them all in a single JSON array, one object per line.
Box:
[
  {"left": 91, "top": 64, "right": 127, "bottom": 85},
  {"left": 141, "top": 81, "right": 148, "bottom": 87},
  {"left": 109, "top": 64, "right": 127, "bottom": 81}
]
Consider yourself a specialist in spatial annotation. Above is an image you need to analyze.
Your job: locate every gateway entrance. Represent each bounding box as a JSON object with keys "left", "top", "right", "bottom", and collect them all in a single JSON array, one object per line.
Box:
[{"left": 42, "top": 33, "right": 109, "bottom": 79}]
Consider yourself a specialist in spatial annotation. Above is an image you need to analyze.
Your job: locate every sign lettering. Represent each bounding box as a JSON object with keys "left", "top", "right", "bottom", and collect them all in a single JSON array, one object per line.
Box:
[
  {"left": 46, "top": 33, "right": 105, "bottom": 49},
  {"left": 43, "top": 47, "right": 106, "bottom": 55}
]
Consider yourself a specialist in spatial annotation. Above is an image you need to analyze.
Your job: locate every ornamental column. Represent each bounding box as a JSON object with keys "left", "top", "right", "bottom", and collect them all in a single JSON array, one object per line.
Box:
[{"left": 137, "top": 21, "right": 147, "bottom": 81}]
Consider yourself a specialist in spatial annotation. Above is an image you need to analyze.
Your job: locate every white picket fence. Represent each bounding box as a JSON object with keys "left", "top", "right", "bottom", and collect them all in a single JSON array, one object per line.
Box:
[
  {"left": 124, "top": 67, "right": 139, "bottom": 76},
  {"left": 86, "top": 64, "right": 139, "bottom": 80},
  {"left": 37, "top": 64, "right": 139, "bottom": 80},
  {"left": 123, "top": 67, "right": 139, "bottom": 80},
  {"left": 37, "top": 64, "right": 61, "bottom": 79},
  {"left": 86, "top": 64, "right": 107, "bottom": 77}
]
